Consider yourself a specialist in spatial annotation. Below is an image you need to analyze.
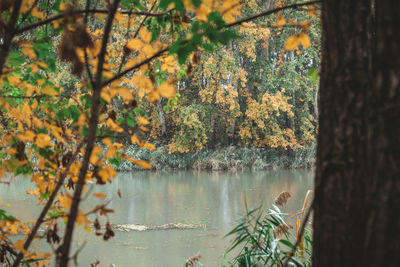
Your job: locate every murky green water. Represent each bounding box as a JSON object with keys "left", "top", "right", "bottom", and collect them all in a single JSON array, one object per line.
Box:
[{"left": 0, "top": 170, "right": 313, "bottom": 266}]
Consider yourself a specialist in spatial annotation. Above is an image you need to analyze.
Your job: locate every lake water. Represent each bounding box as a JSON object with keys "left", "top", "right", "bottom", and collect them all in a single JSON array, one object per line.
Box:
[{"left": 0, "top": 170, "right": 313, "bottom": 266}]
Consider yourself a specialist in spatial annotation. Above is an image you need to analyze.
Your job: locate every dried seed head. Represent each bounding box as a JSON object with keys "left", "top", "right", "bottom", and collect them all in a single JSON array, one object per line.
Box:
[
  {"left": 72, "top": 23, "right": 94, "bottom": 49},
  {"left": 59, "top": 32, "right": 76, "bottom": 62},
  {"left": 275, "top": 223, "right": 293, "bottom": 237},
  {"left": 94, "top": 218, "right": 101, "bottom": 230},
  {"left": 192, "top": 51, "right": 201, "bottom": 65},
  {"left": 186, "top": 253, "right": 202, "bottom": 267},
  {"left": 103, "top": 222, "right": 115, "bottom": 241},
  {"left": 274, "top": 191, "right": 291, "bottom": 206}
]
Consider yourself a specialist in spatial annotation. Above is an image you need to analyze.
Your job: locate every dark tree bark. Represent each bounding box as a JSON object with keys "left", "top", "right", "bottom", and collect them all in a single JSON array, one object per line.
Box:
[
  {"left": 364, "top": 1, "right": 400, "bottom": 265},
  {"left": 313, "top": 0, "right": 400, "bottom": 266}
]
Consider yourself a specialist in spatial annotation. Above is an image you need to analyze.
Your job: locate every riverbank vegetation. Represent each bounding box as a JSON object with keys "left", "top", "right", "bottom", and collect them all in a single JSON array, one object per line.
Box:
[{"left": 120, "top": 143, "right": 315, "bottom": 170}]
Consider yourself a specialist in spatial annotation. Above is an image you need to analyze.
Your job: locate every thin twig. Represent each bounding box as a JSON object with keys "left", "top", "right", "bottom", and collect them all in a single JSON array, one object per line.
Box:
[
  {"left": 16, "top": 8, "right": 174, "bottom": 34},
  {"left": 102, "top": 47, "right": 169, "bottom": 87},
  {"left": 222, "top": 0, "right": 320, "bottom": 29}
]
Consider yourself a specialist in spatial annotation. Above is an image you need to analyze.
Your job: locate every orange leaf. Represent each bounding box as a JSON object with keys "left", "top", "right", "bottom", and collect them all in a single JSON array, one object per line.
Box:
[
  {"left": 276, "top": 15, "right": 286, "bottom": 29},
  {"left": 156, "top": 79, "right": 176, "bottom": 98},
  {"left": 93, "top": 192, "right": 107, "bottom": 199},
  {"left": 139, "top": 28, "right": 152, "bottom": 43}
]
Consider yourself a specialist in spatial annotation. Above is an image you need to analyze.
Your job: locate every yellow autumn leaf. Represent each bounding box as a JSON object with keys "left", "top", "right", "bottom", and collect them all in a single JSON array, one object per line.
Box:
[
  {"left": 137, "top": 116, "right": 150, "bottom": 125},
  {"left": 6, "top": 148, "right": 17, "bottom": 155},
  {"left": 13, "top": 240, "right": 26, "bottom": 253},
  {"left": 131, "top": 134, "right": 140, "bottom": 144},
  {"left": 18, "top": 130, "right": 35, "bottom": 142},
  {"left": 285, "top": 35, "right": 299, "bottom": 50},
  {"left": 105, "top": 165, "right": 117, "bottom": 178},
  {"left": 59, "top": 3, "right": 68, "bottom": 11},
  {"left": 298, "top": 33, "right": 311, "bottom": 48},
  {"left": 36, "top": 61, "right": 48, "bottom": 69},
  {"left": 106, "top": 146, "right": 117, "bottom": 158},
  {"left": 76, "top": 212, "right": 90, "bottom": 226},
  {"left": 102, "top": 138, "right": 113, "bottom": 147},
  {"left": 106, "top": 118, "right": 123, "bottom": 132},
  {"left": 144, "top": 90, "right": 158, "bottom": 102},
  {"left": 156, "top": 79, "right": 176, "bottom": 98},
  {"left": 307, "top": 5, "right": 317, "bottom": 18},
  {"left": 41, "top": 86, "right": 59, "bottom": 96},
  {"left": 7, "top": 75, "right": 21, "bottom": 86},
  {"left": 21, "top": 102, "right": 32, "bottom": 122},
  {"left": 22, "top": 47, "right": 37, "bottom": 60},
  {"left": 114, "top": 12, "right": 124, "bottom": 24},
  {"left": 276, "top": 15, "right": 286, "bottom": 29},
  {"left": 161, "top": 56, "right": 176, "bottom": 73},
  {"left": 90, "top": 145, "right": 102, "bottom": 165},
  {"left": 36, "top": 79, "right": 45, "bottom": 86},
  {"left": 126, "top": 38, "right": 143, "bottom": 50},
  {"left": 196, "top": 4, "right": 211, "bottom": 21},
  {"left": 93, "top": 192, "right": 107, "bottom": 199},
  {"left": 31, "top": 8, "right": 44, "bottom": 19},
  {"left": 143, "top": 44, "right": 155, "bottom": 56},
  {"left": 140, "top": 142, "right": 155, "bottom": 151},
  {"left": 127, "top": 157, "right": 152, "bottom": 169},
  {"left": 101, "top": 91, "right": 111, "bottom": 103},
  {"left": 35, "top": 134, "right": 52, "bottom": 148},
  {"left": 97, "top": 169, "right": 109, "bottom": 182},
  {"left": 117, "top": 88, "right": 134, "bottom": 102},
  {"left": 285, "top": 33, "right": 310, "bottom": 50},
  {"left": 49, "top": 125, "right": 65, "bottom": 143},
  {"left": 30, "top": 64, "right": 40, "bottom": 73},
  {"left": 59, "top": 194, "right": 72, "bottom": 210},
  {"left": 139, "top": 28, "right": 152, "bottom": 43}
]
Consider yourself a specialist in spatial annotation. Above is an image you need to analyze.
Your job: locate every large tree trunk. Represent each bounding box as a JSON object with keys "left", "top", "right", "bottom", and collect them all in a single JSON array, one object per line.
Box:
[
  {"left": 364, "top": 1, "right": 400, "bottom": 265},
  {"left": 313, "top": 0, "right": 400, "bottom": 266}
]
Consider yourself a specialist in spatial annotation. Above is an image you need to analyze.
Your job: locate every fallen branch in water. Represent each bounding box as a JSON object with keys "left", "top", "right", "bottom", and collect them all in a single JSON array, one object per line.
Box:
[{"left": 111, "top": 223, "right": 205, "bottom": 232}]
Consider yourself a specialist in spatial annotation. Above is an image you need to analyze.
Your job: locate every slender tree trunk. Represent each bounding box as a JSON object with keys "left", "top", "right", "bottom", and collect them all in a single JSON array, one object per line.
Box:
[
  {"left": 157, "top": 99, "right": 167, "bottom": 142},
  {"left": 313, "top": 87, "right": 318, "bottom": 120},
  {"left": 313, "top": 0, "right": 400, "bottom": 266}
]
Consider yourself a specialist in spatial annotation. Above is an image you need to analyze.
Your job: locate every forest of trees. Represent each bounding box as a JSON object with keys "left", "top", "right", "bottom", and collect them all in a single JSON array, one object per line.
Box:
[{"left": 0, "top": 0, "right": 398, "bottom": 266}]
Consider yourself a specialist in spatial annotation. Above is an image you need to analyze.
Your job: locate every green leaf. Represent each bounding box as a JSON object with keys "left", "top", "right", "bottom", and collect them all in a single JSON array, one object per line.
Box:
[
  {"left": 279, "top": 239, "right": 294, "bottom": 248},
  {"left": 8, "top": 51, "right": 25, "bottom": 67},
  {"left": 126, "top": 117, "right": 135, "bottom": 127},
  {"left": 307, "top": 68, "right": 319, "bottom": 84},
  {"left": 191, "top": 0, "right": 201, "bottom": 8},
  {"left": 201, "top": 42, "right": 214, "bottom": 52}
]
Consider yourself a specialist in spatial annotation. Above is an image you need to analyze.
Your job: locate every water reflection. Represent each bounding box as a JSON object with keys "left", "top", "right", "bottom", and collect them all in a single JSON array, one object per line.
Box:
[{"left": 0, "top": 170, "right": 313, "bottom": 266}]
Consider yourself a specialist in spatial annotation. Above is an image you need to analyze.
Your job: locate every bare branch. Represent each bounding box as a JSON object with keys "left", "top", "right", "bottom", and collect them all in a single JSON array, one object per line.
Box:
[
  {"left": 222, "top": 0, "right": 320, "bottom": 29},
  {"left": 102, "top": 47, "right": 169, "bottom": 87},
  {"left": 16, "top": 8, "right": 175, "bottom": 34}
]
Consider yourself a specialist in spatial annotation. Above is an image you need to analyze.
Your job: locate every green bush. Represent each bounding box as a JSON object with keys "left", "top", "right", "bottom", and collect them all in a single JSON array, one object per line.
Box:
[{"left": 224, "top": 202, "right": 312, "bottom": 267}]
